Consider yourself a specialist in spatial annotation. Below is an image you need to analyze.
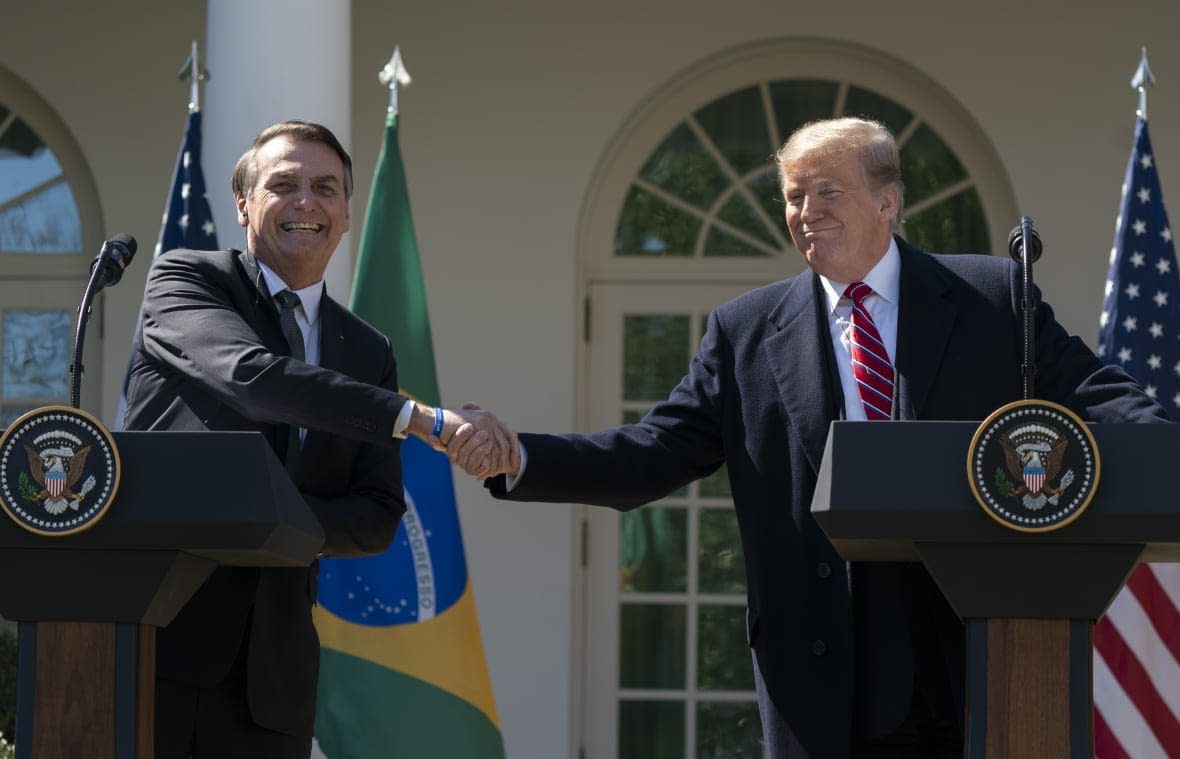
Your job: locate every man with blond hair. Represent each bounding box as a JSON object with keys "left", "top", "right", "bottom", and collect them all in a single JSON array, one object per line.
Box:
[{"left": 453, "top": 117, "right": 1166, "bottom": 757}]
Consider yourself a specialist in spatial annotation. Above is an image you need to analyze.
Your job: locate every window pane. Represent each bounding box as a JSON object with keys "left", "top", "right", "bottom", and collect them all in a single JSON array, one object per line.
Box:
[
  {"left": 750, "top": 171, "right": 787, "bottom": 240},
  {"left": 698, "top": 604, "right": 754, "bottom": 690},
  {"left": 3, "top": 310, "right": 71, "bottom": 399},
  {"left": 903, "top": 187, "right": 990, "bottom": 254},
  {"left": 615, "top": 185, "right": 699, "bottom": 256},
  {"left": 697, "top": 701, "right": 763, "bottom": 758},
  {"left": 640, "top": 123, "right": 728, "bottom": 210},
  {"left": 698, "top": 461, "right": 731, "bottom": 498},
  {"left": 2, "top": 404, "right": 40, "bottom": 426},
  {"left": 619, "top": 700, "right": 684, "bottom": 759},
  {"left": 623, "top": 315, "right": 690, "bottom": 400},
  {"left": 0, "top": 181, "right": 83, "bottom": 253},
  {"left": 699, "top": 508, "right": 745, "bottom": 594},
  {"left": 620, "top": 507, "right": 687, "bottom": 592},
  {"left": 0, "top": 117, "right": 62, "bottom": 206},
  {"left": 769, "top": 80, "right": 840, "bottom": 139},
  {"left": 842, "top": 86, "right": 913, "bottom": 137},
  {"left": 694, "top": 86, "right": 772, "bottom": 176},
  {"left": 714, "top": 192, "right": 775, "bottom": 247},
  {"left": 620, "top": 604, "right": 686, "bottom": 688},
  {"left": 901, "top": 123, "right": 967, "bottom": 206},
  {"left": 704, "top": 228, "right": 769, "bottom": 258}
]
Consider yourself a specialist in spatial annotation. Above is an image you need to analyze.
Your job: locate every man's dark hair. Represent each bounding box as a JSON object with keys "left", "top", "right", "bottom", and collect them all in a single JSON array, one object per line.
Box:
[{"left": 232, "top": 120, "right": 353, "bottom": 199}]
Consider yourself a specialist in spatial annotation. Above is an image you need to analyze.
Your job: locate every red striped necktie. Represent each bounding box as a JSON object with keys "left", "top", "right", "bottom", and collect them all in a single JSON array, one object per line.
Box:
[{"left": 844, "top": 281, "right": 894, "bottom": 421}]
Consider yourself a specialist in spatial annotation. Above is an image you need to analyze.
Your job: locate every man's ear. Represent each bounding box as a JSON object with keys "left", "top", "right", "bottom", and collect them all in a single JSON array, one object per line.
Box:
[
  {"left": 235, "top": 194, "right": 249, "bottom": 228},
  {"left": 879, "top": 185, "right": 900, "bottom": 221}
]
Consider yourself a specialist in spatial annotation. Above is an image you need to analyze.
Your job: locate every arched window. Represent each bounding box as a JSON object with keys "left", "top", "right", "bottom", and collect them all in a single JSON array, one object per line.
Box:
[
  {"left": 0, "top": 66, "right": 103, "bottom": 419},
  {"left": 575, "top": 40, "right": 1018, "bottom": 758},
  {"left": 614, "top": 80, "right": 992, "bottom": 258}
]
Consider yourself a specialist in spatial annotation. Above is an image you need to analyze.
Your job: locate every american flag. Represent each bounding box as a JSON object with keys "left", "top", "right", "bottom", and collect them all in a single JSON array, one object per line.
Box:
[
  {"left": 114, "top": 110, "right": 218, "bottom": 428},
  {"left": 152, "top": 110, "right": 218, "bottom": 257},
  {"left": 1095, "top": 115, "right": 1180, "bottom": 758}
]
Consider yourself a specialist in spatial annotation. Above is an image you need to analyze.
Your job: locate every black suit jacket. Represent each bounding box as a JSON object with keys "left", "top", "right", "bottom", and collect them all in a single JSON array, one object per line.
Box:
[
  {"left": 490, "top": 238, "right": 1169, "bottom": 758},
  {"left": 123, "top": 248, "right": 407, "bottom": 737}
]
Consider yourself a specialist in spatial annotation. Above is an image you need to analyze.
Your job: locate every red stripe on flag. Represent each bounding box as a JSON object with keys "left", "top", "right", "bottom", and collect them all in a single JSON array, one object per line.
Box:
[
  {"left": 1094, "top": 612, "right": 1180, "bottom": 751},
  {"left": 1126, "top": 564, "right": 1180, "bottom": 665},
  {"left": 1094, "top": 707, "right": 1133, "bottom": 759}
]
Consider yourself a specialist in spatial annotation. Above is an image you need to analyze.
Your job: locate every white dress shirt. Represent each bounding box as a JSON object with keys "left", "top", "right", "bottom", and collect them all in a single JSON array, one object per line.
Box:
[
  {"left": 817, "top": 238, "right": 901, "bottom": 421},
  {"left": 258, "top": 261, "right": 324, "bottom": 444}
]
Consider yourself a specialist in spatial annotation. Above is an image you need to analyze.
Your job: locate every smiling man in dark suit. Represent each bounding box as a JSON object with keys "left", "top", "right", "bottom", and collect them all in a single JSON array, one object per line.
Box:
[
  {"left": 123, "top": 120, "right": 514, "bottom": 759},
  {"left": 451, "top": 117, "right": 1168, "bottom": 757}
]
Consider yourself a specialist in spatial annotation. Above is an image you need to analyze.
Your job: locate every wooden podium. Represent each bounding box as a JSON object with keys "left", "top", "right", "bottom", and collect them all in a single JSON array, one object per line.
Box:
[
  {"left": 811, "top": 421, "right": 1180, "bottom": 758},
  {"left": 0, "top": 432, "right": 323, "bottom": 759}
]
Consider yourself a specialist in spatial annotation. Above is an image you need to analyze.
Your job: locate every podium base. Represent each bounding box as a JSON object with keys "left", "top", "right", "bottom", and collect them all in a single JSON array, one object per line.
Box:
[
  {"left": 966, "top": 618, "right": 1092, "bottom": 759},
  {"left": 17, "top": 622, "right": 154, "bottom": 759}
]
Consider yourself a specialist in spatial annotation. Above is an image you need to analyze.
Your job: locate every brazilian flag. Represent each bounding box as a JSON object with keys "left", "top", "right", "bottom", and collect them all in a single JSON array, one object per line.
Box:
[{"left": 312, "top": 110, "right": 505, "bottom": 758}]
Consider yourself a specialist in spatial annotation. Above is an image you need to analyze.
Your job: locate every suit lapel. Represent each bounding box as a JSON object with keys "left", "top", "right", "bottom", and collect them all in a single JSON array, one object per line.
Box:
[
  {"left": 765, "top": 271, "right": 837, "bottom": 473},
  {"left": 894, "top": 239, "right": 956, "bottom": 420},
  {"left": 236, "top": 250, "right": 289, "bottom": 350}
]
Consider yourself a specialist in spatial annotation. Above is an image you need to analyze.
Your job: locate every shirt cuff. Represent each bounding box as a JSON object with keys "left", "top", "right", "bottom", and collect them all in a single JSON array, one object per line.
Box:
[
  {"left": 505, "top": 444, "right": 528, "bottom": 491},
  {"left": 391, "top": 402, "right": 414, "bottom": 439}
]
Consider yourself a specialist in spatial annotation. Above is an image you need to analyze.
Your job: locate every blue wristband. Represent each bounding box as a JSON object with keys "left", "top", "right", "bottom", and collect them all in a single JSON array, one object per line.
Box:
[{"left": 432, "top": 407, "right": 444, "bottom": 437}]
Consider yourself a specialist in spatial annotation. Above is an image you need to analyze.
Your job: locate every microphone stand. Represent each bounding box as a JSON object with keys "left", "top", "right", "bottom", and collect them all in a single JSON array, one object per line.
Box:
[
  {"left": 69, "top": 260, "right": 109, "bottom": 409},
  {"left": 1019, "top": 217, "right": 1036, "bottom": 400}
]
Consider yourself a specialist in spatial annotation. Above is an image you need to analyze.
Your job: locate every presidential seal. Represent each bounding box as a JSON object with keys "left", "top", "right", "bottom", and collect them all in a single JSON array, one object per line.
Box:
[
  {"left": 0, "top": 406, "right": 120, "bottom": 536},
  {"left": 967, "top": 399, "right": 1100, "bottom": 533}
]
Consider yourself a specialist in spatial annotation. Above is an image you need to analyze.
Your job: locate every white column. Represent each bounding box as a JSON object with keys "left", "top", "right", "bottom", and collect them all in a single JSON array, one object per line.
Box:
[{"left": 204, "top": 0, "right": 354, "bottom": 301}]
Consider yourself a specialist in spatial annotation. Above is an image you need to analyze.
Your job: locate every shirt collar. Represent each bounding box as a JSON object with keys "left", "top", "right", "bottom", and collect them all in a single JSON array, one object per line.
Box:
[
  {"left": 256, "top": 259, "right": 324, "bottom": 327},
  {"left": 819, "top": 236, "right": 901, "bottom": 314}
]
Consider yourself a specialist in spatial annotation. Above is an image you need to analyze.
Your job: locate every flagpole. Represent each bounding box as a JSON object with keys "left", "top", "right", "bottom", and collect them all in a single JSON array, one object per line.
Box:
[
  {"left": 1131, "top": 46, "right": 1155, "bottom": 120},
  {"left": 178, "top": 40, "right": 211, "bottom": 115}
]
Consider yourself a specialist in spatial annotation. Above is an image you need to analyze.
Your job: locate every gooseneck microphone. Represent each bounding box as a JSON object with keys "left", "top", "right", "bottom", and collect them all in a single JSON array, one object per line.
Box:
[
  {"left": 1009, "top": 217, "right": 1041, "bottom": 399},
  {"left": 90, "top": 233, "right": 138, "bottom": 291},
  {"left": 1008, "top": 220, "right": 1043, "bottom": 263},
  {"left": 71, "top": 234, "right": 138, "bottom": 408}
]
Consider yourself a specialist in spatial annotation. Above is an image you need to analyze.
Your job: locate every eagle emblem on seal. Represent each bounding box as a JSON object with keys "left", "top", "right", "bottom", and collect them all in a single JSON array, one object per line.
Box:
[
  {"left": 997, "top": 424, "right": 1076, "bottom": 511},
  {"left": 22, "top": 432, "right": 97, "bottom": 516}
]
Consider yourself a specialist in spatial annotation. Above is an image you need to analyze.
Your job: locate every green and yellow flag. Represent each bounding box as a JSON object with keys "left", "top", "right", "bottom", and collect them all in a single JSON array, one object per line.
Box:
[{"left": 312, "top": 110, "right": 506, "bottom": 758}]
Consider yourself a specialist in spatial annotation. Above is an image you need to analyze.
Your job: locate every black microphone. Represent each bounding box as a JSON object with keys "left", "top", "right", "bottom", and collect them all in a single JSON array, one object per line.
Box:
[
  {"left": 70, "top": 233, "right": 138, "bottom": 408},
  {"left": 1007, "top": 221, "right": 1042, "bottom": 263},
  {"left": 90, "top": 233, "right": 138, "bottom": 290}
]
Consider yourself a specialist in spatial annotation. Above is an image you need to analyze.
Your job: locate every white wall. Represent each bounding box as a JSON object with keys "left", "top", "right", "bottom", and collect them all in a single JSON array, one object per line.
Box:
[{"left": 5, "top": 1, "right": 1180, "bottom": 756}]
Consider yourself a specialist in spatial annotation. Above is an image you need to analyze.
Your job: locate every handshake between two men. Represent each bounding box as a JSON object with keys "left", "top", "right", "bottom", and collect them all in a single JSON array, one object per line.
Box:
[{"left": 409, "top": 401, "right": 519, "bottom": 480}]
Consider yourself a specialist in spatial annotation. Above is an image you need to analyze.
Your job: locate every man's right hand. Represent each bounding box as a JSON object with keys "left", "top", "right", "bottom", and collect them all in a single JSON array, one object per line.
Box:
[{"left": 409, "top": 401, "right": 520, "bottom": 480}]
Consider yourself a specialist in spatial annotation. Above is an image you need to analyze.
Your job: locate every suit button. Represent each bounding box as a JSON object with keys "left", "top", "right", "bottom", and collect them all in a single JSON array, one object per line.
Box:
[
  {"left": 812, "top": 639, "right": 827, "bottom": 656},
  {"left": 816, "top": 562, "right": 832, "bottom": 579}
]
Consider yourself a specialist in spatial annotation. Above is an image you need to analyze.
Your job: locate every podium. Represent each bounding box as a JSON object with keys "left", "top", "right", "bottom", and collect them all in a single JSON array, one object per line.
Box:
[
  {"left": 0, "top": 431, "right": 323, "bottom": 759},
  {"left": 811, "top": 421, "right": 1180, "bottom": 757}
]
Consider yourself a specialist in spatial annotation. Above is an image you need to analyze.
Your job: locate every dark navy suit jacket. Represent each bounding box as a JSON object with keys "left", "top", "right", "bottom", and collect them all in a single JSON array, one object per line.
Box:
[
  {"left": 491, "top": 237, "right": 1168, "bottom": 758},
  {"left": 124, "top": 248, "right": 407, "bottom": 737}
]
